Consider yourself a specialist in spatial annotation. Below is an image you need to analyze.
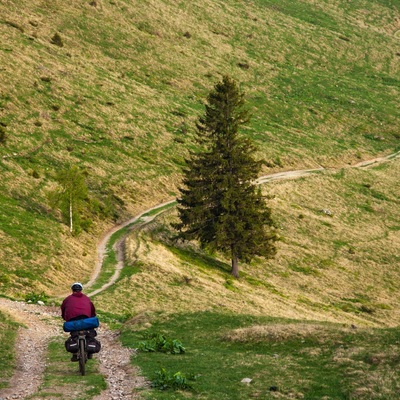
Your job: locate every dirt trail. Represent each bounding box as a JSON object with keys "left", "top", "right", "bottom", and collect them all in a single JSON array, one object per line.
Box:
[
  {"left": 256, "top": 150, "right": 400, "bottom": 185},
  {"left": 0, "top": 151, "right": 398, "bottom": 399},
  {"left": 0, "top": 299, "right": 147, "bottom": 400},
  {"left": 0, "top": 299, "right": 60, "bottom": 400},
  {"left": 92, "top": 330, "right": 147, "bottom": 400}
]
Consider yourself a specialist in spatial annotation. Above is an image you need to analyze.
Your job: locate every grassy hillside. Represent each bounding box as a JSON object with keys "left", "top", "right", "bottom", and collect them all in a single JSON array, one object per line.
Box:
[
  {"left": 0, "top": 0, "right": 399, "bottom": 295},
  {"left": 94, "top": 159, "right": 400, "bottom": 327}
]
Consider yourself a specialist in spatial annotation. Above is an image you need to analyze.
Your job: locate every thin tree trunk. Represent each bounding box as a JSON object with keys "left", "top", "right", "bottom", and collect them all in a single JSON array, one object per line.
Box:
[
  {"left": 231, "top": 251, "right": 239, "bottom": 278},
  {"left": 69, "top": 195, "right": 73, "bottom": 233}
]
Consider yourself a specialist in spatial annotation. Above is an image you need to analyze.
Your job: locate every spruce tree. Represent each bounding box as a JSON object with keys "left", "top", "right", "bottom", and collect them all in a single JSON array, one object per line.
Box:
[{"left": 176, "top": 76, "right": 277, "bottom": 278}]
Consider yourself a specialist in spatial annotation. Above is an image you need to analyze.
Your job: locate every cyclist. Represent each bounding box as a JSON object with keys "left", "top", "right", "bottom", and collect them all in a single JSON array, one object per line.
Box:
[
  {"left": 61, "top": 282, "right": 96, "bottom": 322},
  {"left": 61, "top": 282, "right": 97, "bottom": 361}
]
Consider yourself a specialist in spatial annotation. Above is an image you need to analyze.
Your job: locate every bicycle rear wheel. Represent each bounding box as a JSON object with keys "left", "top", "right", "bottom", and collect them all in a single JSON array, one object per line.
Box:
[{"left": 79, "top": 338, "right": 86, "bottom": 376}]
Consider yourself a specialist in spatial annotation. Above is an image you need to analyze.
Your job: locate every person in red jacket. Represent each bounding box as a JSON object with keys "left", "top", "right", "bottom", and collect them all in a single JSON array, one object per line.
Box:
[
  {"left": 61, "top": 282, "right": 96, "bottom": 322},
  {"left": 61, "top": 282, "right": 97, "bottom": 361}
]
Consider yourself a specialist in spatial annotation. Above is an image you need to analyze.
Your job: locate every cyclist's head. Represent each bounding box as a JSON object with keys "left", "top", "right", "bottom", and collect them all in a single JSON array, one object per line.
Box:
[{"left": 71, "top": 282, "right": 83, "bottom": 292}]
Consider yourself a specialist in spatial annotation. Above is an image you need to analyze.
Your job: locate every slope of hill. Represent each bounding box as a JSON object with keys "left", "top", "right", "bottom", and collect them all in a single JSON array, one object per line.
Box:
[
  {"left": 94, "top": 158, "right": 400, "bottom": 327},
  {"left": 0, "top": 0, "right": 399, "bottom": 295}
]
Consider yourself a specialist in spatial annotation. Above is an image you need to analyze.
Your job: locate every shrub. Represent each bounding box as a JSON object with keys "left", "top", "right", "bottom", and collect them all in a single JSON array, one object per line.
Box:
[
  {"left": 28, "top": 169, "right": 40, "bottom": 179},
  {"left": 80, "top": 218, "right": 93, "bottom": 232},
  {"left": 0, "top": 125, "right": 7, "bottom": 144},
  {"left": 51, "top": 33, "right": 64, "bottom": 47}
]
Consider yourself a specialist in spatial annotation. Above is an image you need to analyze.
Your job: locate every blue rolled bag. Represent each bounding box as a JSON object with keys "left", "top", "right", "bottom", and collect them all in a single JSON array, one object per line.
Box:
[{"left": 63, "top": 316, "right": 100, "bottom": 332}]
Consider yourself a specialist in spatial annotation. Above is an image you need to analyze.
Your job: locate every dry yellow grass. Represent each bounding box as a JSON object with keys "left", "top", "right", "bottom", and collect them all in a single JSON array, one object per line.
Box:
[{"left": 222, "top": 323, "right": 353, "bottom": 343}]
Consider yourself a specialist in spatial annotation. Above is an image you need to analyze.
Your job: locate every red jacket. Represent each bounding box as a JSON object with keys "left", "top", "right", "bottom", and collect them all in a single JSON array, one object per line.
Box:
[{"left": 61, "top": 292, "right": 96, "bottom": 322}]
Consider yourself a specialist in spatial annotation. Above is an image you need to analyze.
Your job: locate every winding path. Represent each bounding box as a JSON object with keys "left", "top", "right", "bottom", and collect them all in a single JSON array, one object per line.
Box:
[
  {"left": 87, "top": 200, "right": 176, "bottom": 297},
  {"left": 0, "top": 150, "right": 398, "bottom": 399}
]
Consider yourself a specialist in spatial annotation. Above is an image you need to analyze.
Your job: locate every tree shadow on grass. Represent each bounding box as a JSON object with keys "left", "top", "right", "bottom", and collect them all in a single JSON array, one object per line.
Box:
[{"left": 166, "top": 244, "right": 231, "bottom": 275}]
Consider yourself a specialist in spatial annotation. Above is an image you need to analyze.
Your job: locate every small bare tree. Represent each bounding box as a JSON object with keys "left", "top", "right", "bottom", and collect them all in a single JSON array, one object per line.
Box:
[{"left": 49, "top": 166, "right": 88, "bottom": 233}]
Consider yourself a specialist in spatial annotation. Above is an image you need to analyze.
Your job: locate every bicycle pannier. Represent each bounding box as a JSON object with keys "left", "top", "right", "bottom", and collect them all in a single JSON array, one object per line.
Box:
[
  {"left": 65, "top": 336, "right": 79, "bottom": 353},
  {"left": 87, "top": 337, "right": 101, "bottom": 353}
]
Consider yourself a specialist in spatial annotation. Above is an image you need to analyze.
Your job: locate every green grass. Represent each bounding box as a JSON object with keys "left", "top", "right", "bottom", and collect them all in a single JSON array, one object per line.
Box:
[
  {"left": 121, "top": 312, "right": 400, "bottom": 399},
  {"left": 0, "top": 309, "right": 20, "bottom": 388},
  {"left": 30, "top": 337, "right": 106, "bottom": 399},
  {"left": 96, "top": 310, "right": 132, "bottom": 330},
  {"left": 142, "top": 201, "right": 177, "bottom": 218},
  {"left": 0, "top": 193, "right": 62, "bottom": 290}
]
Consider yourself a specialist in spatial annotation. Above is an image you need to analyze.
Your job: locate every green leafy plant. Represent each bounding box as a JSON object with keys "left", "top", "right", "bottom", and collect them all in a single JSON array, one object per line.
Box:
[
  {"left": 151, "top": 368, "right": 194, "bottom": 391},
  {"left": 25, "top": 291, "right": 49, "bottom": 304},
  {"left": 138, "top": 333, "right": 185, "bottom": 354}
]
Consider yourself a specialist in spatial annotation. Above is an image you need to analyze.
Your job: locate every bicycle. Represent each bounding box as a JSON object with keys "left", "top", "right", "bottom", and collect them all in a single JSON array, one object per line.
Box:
[{"left": 63, "top": 317, "right": 100, "bottom": 375}]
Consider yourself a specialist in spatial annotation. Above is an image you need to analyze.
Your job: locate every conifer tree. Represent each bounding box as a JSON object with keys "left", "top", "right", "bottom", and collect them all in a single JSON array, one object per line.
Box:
[{"left": 176, "top": 76, "right": 277, "bottom": 278}]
